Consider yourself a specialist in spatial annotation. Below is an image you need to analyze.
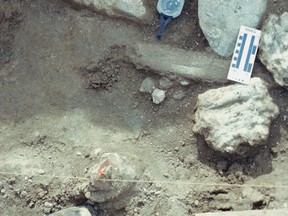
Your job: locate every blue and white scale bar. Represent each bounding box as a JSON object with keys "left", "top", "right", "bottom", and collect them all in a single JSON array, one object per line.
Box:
[{"left": 227, "top": 25, "right": 261, "bottom": 84}]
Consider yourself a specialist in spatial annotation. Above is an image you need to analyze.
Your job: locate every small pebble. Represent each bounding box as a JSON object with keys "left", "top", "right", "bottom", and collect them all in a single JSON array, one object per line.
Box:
[
  {"left": 29, "top": 202, "right": 35, "bottom": 208},
  {"left": 44, "top": 202, "right": 54, "bottom": 214},
  {"left": 76, "top": 152, "right": 82, "bottom": 156},
  {"left": 20, "top": 190, "right": 28, "bottom": 198},
  {"left": 180, "top": 80, "right": 190, "bottom": 86},
  {"left": 174, "top": 147, "right": 180, "bottom": 152},
  {"left": 163, "top": 173, "right": 169, "bottom": 178},
  {"left": 38, "top": 169, "right": 45, "bottom": 175},
  {"left": 1, "top": 189, "right": 5, "bottom": 194},
  {"left": 7, "top": 177, "right": 16, "bottom": 185},
  {"left": 44, "top": 202, "right": 53, "bottom": 208}
]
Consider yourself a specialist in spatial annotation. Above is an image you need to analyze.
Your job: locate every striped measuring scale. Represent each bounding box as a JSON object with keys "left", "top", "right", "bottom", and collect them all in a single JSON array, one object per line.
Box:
[
  {"left": 156, "top": 0, "right": 185, "bottom": 40},
  {"left": 227, "top": 25, "right": 262, "bottom": 84}
]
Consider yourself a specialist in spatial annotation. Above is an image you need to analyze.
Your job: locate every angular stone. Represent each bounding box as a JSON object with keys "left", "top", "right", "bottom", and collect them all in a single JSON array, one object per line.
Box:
[
  {"left": 259, "top": 12, "right": 288, "bottom": 87},
  {"left": 152, "top": 88, "right": 165, "bottom": 104},
  {"left": 83, "top": 153, "right": 137, "bottom": 209},
  {"left": 193, "top": 78, "right": 279, "bottom": 155},
  {"left": 128, "top": 43, "right": 231, "bottom": 83},
  {"left": 69, "top": 0, "right": 151, "bottom": 23},
  {"left": 159, "top": 77, "right": 174, "bottom": 89},
  {"left": 50, "top": 207, "right": 91, "bottom": 216},
  {"left": 139, "top": 77, "right": 156, "bottom": 93},
  {"left": 198, "top": 0, "right": 268, "bottom": 56}
]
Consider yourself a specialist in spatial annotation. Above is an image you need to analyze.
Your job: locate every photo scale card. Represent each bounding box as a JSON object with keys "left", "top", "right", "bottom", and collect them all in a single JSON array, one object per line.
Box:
[{"left": 227, "top": 25, "right": 261, "bottom": 84}]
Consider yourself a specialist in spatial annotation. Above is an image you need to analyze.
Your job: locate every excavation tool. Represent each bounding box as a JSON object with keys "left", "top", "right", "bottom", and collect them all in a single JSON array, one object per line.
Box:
[{"left": 156, "top": 0, "right": 185, "bottom": 40}]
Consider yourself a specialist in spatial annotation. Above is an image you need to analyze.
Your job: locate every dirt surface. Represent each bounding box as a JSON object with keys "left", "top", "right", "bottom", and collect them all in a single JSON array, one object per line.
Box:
[{"left": 0, "top": 0, "right": 288, "bottom": 215}]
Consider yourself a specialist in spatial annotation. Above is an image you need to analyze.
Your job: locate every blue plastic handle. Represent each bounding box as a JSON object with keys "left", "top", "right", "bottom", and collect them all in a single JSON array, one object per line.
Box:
[{"left": 157, "top": 13, "right": 173, "bottom": 40}]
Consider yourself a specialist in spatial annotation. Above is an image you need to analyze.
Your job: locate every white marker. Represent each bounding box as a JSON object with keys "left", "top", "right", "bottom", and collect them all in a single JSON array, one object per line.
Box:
[{"left": 227, "top": 26, "right": 261, "bottom": 84}]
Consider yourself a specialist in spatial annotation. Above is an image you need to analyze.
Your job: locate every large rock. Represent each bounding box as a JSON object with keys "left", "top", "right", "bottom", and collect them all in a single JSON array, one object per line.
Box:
[
  {"left": 69, "top": 0, "right": 151, "bottom": 22},
  {"left": 127, "top": 43, "right": 231, "bottom": 83},
  {"left": 82, "top": 153, "right": 138, "bottom": 210},
  {"left": 259, "top": 12, "right": 288, "bottom": 87},
  {"left": 193, "top": 78, "right": 279, "bottom": 155},
  {"left": 198, "top": 0, "right": 267, "bottom": 57}
]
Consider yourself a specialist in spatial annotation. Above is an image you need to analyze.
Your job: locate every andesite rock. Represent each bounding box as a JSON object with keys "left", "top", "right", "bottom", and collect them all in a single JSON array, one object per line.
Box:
[
  {"left": 82, "top": 153, "right": 138, "bottom": 210},
  {"left": 193, "top": 78, "right": 279, "bottom": 155},
  {"left": 259, "top": 12, "right": 288, "bottom": 87},
  {"left": 198, "top": 0, "right": 268, "bottom": 56}
]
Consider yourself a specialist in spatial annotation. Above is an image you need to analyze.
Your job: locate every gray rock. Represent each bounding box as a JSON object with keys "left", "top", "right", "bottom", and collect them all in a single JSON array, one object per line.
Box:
[
  {"left": 193, "top": 78, "right": 279, "bottom": 155},
  {"left": 69, "top": 0, "right": 151, "bottom": 23},
  {"left": 139, "top": 77, "right": 156, "bottom": 93},
  {"left": 83, "top": 153, "right": 138, "bottom": 210},
  {"left": 259, "top": 12, "right": 288, "bottom": 87},
  {"left": 242, "top": 187, "right": 265, "bottom": 203},
  {"left": 44, "top": 202, "right": 53, "bottom": 214},
  {"left": 173, "top": 90, "right": 186, "bottom": 100},
  {"left": 198, "top": 0, "right": 268, "bottom": 56},
  {"left": 49, "top": 207, "right": 91, "bottom": 216},
  {"left": 127, "top": 43, "right": 231, "bottom": 83},
  {"left": 159, "top": 77, "right": 174, "bottom": 89},
  {"left": 152, "top": 89, "right": 166, "bottom": 104}
]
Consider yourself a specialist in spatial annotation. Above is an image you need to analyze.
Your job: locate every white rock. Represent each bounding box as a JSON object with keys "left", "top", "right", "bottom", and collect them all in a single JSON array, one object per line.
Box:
[
  {"left": 69, "top": 0, "right": 151, "bottom": 23},
  {"left": 259, "top": 12, "right": 288, "bottom": 87},
  {"left": 152, "top": 89, "right": 166, "bottom": 104},
  {"left": 139, "top": 77, "right": 156, "bottom": 93},
  {"left": 49, "top": 207, "right": 91, "bottom": 216},
  {"left": 193, "top": 78, "right": 279, "bottom": 155},
  {"left": 198, "top": 0, "right": 268, "bottom": 56},
  {"left": 44, "top": 202, "right": 53, "bottom": 214}
]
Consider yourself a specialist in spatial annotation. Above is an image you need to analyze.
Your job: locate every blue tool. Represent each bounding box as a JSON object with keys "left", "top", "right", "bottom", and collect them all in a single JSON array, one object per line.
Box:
[{"left": 156, "top": 0, "right": 185, "bottom": 40}]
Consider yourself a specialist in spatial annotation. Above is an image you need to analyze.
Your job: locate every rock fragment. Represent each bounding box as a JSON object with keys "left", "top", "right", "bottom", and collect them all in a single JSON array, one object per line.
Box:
[
  {"left": 152, "top": 89, "right": 165, "bottom": 104},
  {"left": 259, "top": 12, "right": 288, "bottom": 87},
  {"left": 198, "top": 0, "right": 268, "bottom": 56},
  {"left": 159, "top": 77, "right": 174, "bottom": 89},
  {"left": 50, "top": 207, "right": 92, "bottom": 216},
  {"left": 69, "top": 0, "right": 151, "bottom": 23},
  {"left": 44, "top": 202, "right": 54, "bottom": 214},
  {"left": 193, "top": 78, "right": 279, "bottom": 155},
  {"left": 82, "top": 153, "right": 138, "bottom": 210},
  {"left": 139, "top": 77, "right": 156, "bottom": 93}
]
